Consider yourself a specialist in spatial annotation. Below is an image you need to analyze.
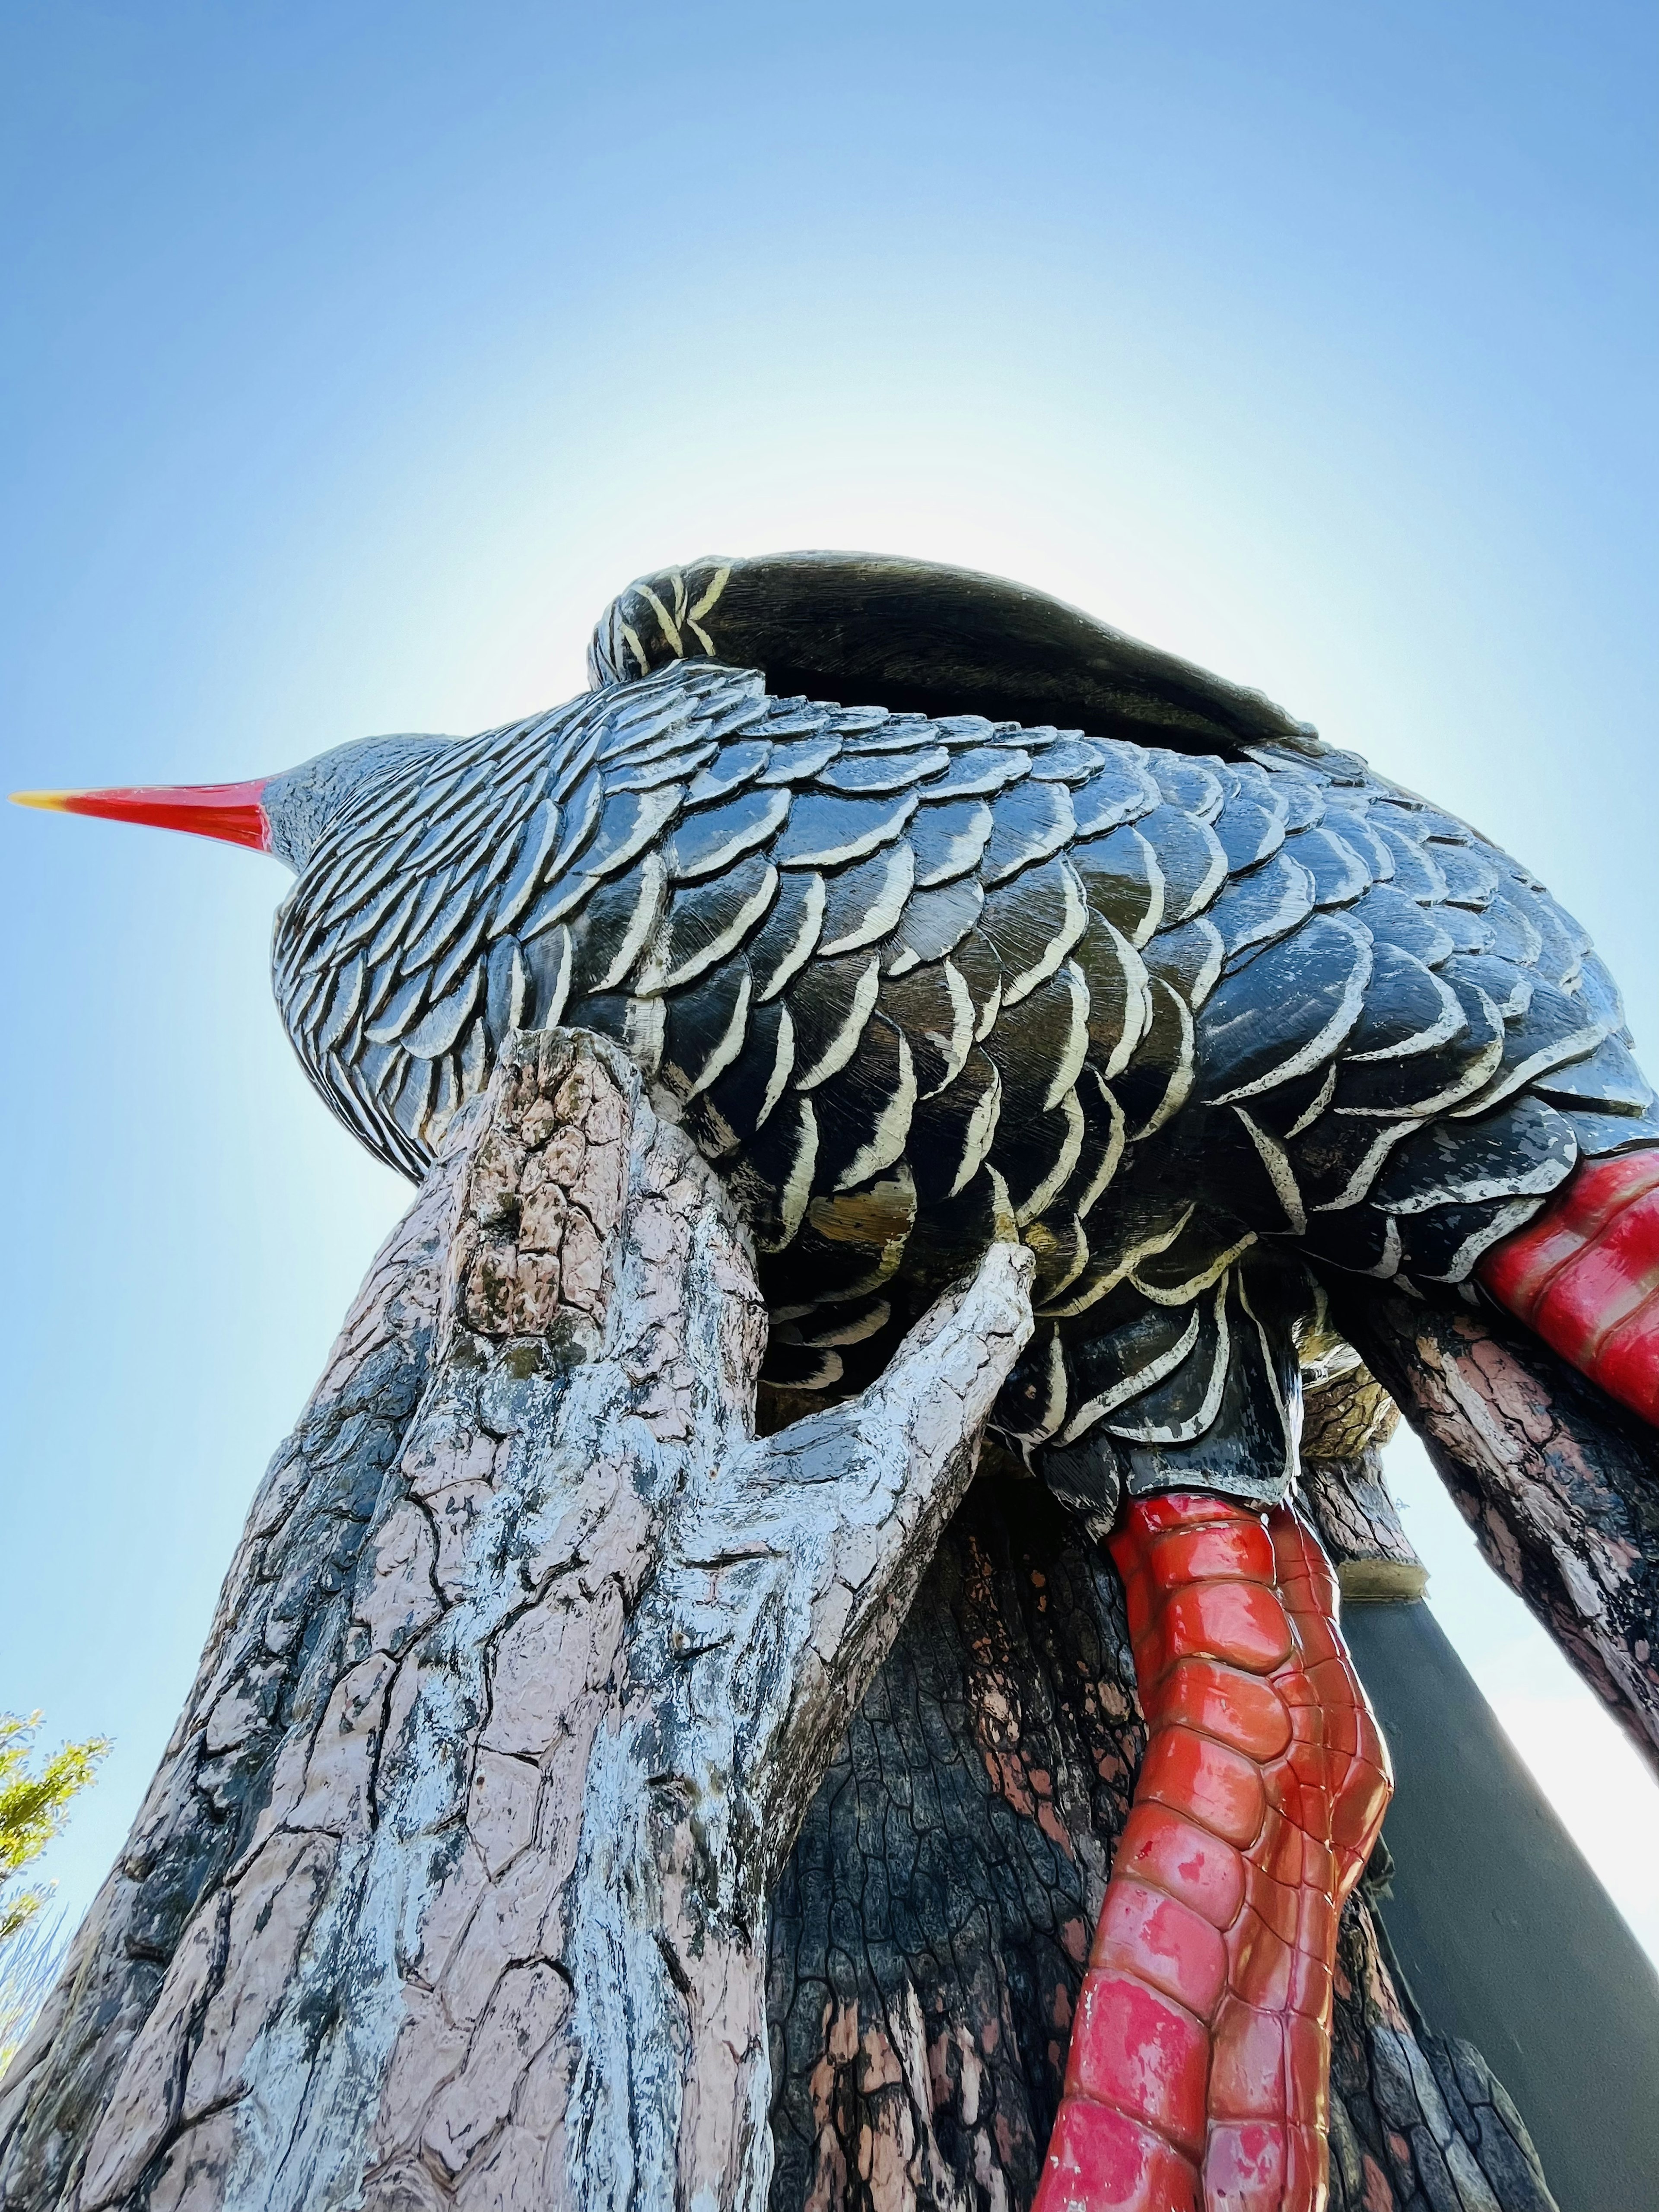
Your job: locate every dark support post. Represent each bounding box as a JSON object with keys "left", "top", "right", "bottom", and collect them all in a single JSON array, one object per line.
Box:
[
  {"left": 1343, "top": 1601, "right": 1659, "bottom": 2212},
  {"left": 1299, "top": 1359, "right": 1659, "bottom": 2212}
]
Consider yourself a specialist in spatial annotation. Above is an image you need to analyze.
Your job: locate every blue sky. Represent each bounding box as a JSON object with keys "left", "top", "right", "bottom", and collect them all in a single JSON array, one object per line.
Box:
[{"left": 3, "top": 2, "right": 1655, "bottom": 1958}]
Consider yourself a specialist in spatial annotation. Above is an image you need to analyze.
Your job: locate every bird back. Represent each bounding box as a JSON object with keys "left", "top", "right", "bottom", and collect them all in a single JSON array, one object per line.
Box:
[{"left": 273, "top": 613, "right": 1658, "bottom": 1520}]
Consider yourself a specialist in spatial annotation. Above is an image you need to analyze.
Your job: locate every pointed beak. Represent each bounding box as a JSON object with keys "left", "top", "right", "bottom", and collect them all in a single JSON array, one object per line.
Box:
[{"left": 10, "top": 777, "right": 273, "bottom": 853}]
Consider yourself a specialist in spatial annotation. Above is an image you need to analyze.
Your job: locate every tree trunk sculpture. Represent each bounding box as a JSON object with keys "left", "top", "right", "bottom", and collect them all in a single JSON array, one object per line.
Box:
[
  {"left": 764, "top": 1411, "right": 1555, "bottom": 2212},
  {"left": 0, "top": 1032, "right": 1555, "bottom": 2212},
  {"left": 0, "top": 1030, "right": 1030, "bottom": 2209}
]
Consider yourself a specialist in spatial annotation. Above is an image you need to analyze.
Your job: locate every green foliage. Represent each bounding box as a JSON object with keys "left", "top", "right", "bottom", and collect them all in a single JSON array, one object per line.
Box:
[
  {"left": 0, "top": 1713, "right": 108, "bottom": 2078},
  {"left": 0, "top": 1713, "right": 108, "bottom": 1946},
  {"left": 0, "top": 1910, "right": 67, "bottom": 2079}
]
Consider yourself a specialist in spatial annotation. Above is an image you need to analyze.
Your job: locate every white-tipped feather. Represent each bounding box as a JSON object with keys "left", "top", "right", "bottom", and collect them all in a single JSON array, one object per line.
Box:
[
  {"left": 1015, "top": 1087, "right": 1086, "bottom": 1226},
  {"left": 950, "top": 1062, "right": 1003, "bottom": 1197},
  {"left": 794, "top": 956, "right": 882, "bottom": 1089},
  {"left": 835, "top": 1031, "right": 917, "bottom": 1189},
  {"left": 1041, "top": 962, "right": 1092, "bottom": 1111}
]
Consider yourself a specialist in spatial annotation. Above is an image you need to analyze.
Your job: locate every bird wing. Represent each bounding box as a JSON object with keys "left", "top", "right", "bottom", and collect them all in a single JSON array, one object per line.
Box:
[{"left": 588, "top": 550, "right": 1325, "bottom": 760}]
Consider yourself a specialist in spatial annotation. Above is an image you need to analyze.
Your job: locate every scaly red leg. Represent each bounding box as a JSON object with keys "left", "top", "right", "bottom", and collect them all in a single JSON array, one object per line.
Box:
[
  {"left": 1480, "top": 1148, "right": 1659, "bottom": 1424},
  {"left": 1033, "top": 1494, "right": 1391, "bottom": 2212}
]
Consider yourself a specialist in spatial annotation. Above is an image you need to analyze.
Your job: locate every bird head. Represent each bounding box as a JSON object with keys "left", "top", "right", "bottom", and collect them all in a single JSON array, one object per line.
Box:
[{"left": 12, "top": 733, "right": 452, "bottom": 872}]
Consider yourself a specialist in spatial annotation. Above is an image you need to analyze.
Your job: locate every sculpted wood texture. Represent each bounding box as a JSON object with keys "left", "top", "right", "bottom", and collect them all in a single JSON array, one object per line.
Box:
[
  {"left": 0, "top": 1032, "right": 1032, "bottom": 2210},
  {"left": 0, "top": 1023, "right": 1557, "bottom": 2212},
  {"left": 764, "top": 1459, "right": 1554, "bottom": 2212}
]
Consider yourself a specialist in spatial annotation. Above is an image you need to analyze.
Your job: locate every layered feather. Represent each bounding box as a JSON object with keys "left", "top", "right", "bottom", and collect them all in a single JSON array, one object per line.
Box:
[{"left": 272, "top": 658, "right": 1656, "bottom": 1503}]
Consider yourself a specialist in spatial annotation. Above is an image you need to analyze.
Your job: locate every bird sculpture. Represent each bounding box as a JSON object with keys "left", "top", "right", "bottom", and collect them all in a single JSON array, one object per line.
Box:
[{"left": 19, "top": 551, "right": 1659, "bottom": 2212}]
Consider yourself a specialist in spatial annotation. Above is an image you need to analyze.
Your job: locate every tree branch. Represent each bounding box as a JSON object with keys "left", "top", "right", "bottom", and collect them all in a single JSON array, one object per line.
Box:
[{"left": 1330, "top": 1284, "right": 1659, "bottom": 1780}]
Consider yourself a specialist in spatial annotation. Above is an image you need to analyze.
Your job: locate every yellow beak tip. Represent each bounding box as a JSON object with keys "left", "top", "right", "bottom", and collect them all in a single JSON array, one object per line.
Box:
[{"left": 9, "top": 791, "right": 71, "bottom": 813}]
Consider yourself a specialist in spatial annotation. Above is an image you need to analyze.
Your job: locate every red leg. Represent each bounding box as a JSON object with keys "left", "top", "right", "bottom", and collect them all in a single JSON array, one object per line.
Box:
[
  {"left": 1032, "top": 1494, "right": 1391, "bottom": 2212},
  {"left": 1480, "top": 1147, "right": 1659, "bottom": 1425},
  {"left": 1202, "top": 1506, "right": 1391, "bottom": 2211}
]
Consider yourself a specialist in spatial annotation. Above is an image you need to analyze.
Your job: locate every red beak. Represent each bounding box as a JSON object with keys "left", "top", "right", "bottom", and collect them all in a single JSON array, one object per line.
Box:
[{"left": 10, "top": 778, "right": 272, "bottom": 853}]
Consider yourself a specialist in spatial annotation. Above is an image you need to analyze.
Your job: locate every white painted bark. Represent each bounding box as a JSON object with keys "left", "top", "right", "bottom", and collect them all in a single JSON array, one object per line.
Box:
[{"left": 0, "top": 1030, "right": 1031, "bottom": 2212}]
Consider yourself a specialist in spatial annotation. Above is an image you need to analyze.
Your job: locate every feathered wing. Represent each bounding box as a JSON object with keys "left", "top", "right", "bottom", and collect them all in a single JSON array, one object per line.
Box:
[{"left": 271, "top": 650, "right": 1658, "bottom": 1520}]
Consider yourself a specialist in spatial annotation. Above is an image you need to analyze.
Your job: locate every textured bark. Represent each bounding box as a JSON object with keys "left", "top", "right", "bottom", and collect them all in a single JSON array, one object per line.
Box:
[
  {"left": 1325, "top": 1897, "right": 1555, "bottom": 2212},
  {"left": 0, "top": 1030, "right": 1033, "bottom": 2212},
  {"left": 1333, "top": 1287, "right": 1659, "bottom": 1778},
  {"left": 765, "top": 1456, "right": 1553, "bottom": 2212},
  {"left": 0, "top": 1023, "right": 1571, "bottom": 2212},
  {"left": 766, "top": 1470, "right": 1135, "bottom": 2212},
  {"left": 0, "top": 1102, "right": 456, "bottom": 2212}
]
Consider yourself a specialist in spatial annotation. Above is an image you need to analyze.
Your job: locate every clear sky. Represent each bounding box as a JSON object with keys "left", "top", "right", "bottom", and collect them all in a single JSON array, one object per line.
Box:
[{"left": 3, "top": 0, "right": 1655, "bottom": 1964}]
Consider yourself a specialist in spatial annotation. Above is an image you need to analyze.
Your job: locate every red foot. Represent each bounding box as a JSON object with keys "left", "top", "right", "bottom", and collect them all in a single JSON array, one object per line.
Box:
[
  {"left": 1480, "top": 1148, "right": 1659, "bottom": 1426},
  {"left": 1031, "top": 1494, "right": 1391, "bottom": 2212}
]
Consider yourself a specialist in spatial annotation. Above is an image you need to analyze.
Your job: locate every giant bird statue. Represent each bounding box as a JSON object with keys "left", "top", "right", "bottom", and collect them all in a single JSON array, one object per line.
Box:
[{"left": 19, "top": 553, "right": 1659, "bottom": 2212}]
